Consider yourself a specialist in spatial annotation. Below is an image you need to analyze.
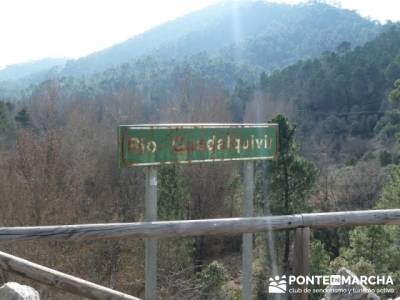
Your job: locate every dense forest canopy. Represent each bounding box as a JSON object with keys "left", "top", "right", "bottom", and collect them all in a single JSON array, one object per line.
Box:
[
  {"left": 1, "top": 1, "right": 400, "bottom": 299},
  {"left": 0, "top": 1, "right": 382, "bottom": 96},
  {"left": 61, "top": 0, "right": 380, "bottom": 76}
]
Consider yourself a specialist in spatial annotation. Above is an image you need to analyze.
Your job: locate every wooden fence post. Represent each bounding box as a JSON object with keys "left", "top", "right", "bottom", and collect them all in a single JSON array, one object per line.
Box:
[{"left": 293, "top": 227, "right": 310, "bottom": 300}]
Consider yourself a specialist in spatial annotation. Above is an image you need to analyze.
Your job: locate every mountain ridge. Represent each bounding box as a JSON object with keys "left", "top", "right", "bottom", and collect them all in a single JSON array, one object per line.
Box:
[
  {"left": 0, "top": 0, "right": 383, "bottom": 94},
  {"left": 61, "top": 1, "right": 382, "bottom": 76},
  {"left": 0, "top": 58, "right": 67, "bottom": 81}
]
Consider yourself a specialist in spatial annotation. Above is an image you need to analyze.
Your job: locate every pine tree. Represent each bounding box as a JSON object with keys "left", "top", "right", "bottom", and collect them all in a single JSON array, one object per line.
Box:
[
  {"left": 268, "top": 114, "right": 317, "bottom": 274},
  {"left": 0, "top": 101, "right": 13, "bottom": 134},
  {"left": 389, "top": 79, "right": 400, "bottom": 102},
  {"left": 15, "top": 108, "right": 31, "bottom": 128},
  {"left": 332, "top": 166, "right": 400, "bottom": 297}
]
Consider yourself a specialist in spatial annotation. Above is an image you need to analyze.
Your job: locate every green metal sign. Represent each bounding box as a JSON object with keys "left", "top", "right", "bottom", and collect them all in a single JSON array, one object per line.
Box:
[{"left": 118, "top": 124, "right": 278, "bottom": 167}]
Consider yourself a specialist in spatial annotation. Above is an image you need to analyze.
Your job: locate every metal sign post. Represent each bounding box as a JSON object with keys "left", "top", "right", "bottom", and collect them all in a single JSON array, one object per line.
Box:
[
  {"left": 145, "top": 166, "right": 158, "bottom": 300},
  {"left": 242, "top": 161, "right": 254, "bottom": 300}
]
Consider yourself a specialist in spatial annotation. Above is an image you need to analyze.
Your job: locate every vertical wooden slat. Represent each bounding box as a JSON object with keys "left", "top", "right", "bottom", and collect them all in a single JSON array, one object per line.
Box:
[{"left": 293, "top": 227, "right": 310, "bottom": 300}]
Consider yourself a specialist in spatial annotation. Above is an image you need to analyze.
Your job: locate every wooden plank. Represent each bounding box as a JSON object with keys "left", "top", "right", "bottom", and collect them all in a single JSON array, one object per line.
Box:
[
  {"left": 0, "top": 250, "right": 140, "bottom": 300},
  {"left": 293, "top": 227, "right": 310, "bottom": 300},
  {"left": 0, "top": 215, "right": 303, "bottom": 241},
  {"left": 301, "top": 210, "right": 400, "bottom": 227},
  {"left": 0, "top": 210, "right": 399, "bottom": 242}
]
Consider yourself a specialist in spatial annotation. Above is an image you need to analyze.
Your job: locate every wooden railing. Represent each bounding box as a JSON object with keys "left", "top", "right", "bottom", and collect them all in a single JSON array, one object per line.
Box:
[
  {"left": 0, "top": 250, "right": 139, "bottom": 300},
  {"left": 0, "top": 209, "right": 399, "bottom": 299}
]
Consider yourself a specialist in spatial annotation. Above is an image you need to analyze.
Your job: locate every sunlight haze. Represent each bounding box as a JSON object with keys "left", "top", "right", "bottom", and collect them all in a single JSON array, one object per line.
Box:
[
  {"left": 0, "top": 0, "right": 399, "bottom": 69},
  {"left": 1, "top": 0, "right": 400, "bottom": 298}
]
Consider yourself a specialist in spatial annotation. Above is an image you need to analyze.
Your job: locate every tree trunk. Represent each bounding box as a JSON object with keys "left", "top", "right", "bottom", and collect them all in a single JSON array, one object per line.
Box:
[{"left": 193, "top": 236, "right": 205, "bottom": 273}]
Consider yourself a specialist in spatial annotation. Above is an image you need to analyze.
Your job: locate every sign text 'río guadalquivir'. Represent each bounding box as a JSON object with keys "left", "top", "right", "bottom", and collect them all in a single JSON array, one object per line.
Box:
[{"left": 118, "top": 124, "right": 278, "bottom": 167}]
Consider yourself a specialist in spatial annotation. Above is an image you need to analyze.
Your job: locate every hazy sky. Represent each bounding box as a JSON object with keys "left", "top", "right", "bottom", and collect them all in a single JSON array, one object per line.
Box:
[{"left": 0, "top": 0, "right": 399, "bottom": 69}]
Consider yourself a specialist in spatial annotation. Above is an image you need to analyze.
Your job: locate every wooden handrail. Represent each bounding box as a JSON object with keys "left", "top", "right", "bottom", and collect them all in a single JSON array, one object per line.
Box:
[
  {"left": 0, "top": 250, "right": 140, "bottom": 300},
  {"left": 0, "top": 209, "right": 399, "bottom": 300},
  {"left": 0, "top": 209, "right": 399, "bottom": 242}
]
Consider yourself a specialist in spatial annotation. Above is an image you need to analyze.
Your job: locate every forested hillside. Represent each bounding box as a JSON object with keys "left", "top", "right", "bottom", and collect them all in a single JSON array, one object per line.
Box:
[
  {"left": 0, "top": 58, "right": 66, "bottom": 98},
  {"left": 0, "top": 2, "right": 400, "bottom": 299},
  {"left": 61, "top": 1, "right": 380, "bottom": 76},
  {"left": 0, "top": 58, "right": 67, "bottom": 81},
  {"left": 0, "top": 1, "right": 381, "bottom": 94},
  {"left": 250, "top": 25, "right": 400, "bottom": 163}
]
